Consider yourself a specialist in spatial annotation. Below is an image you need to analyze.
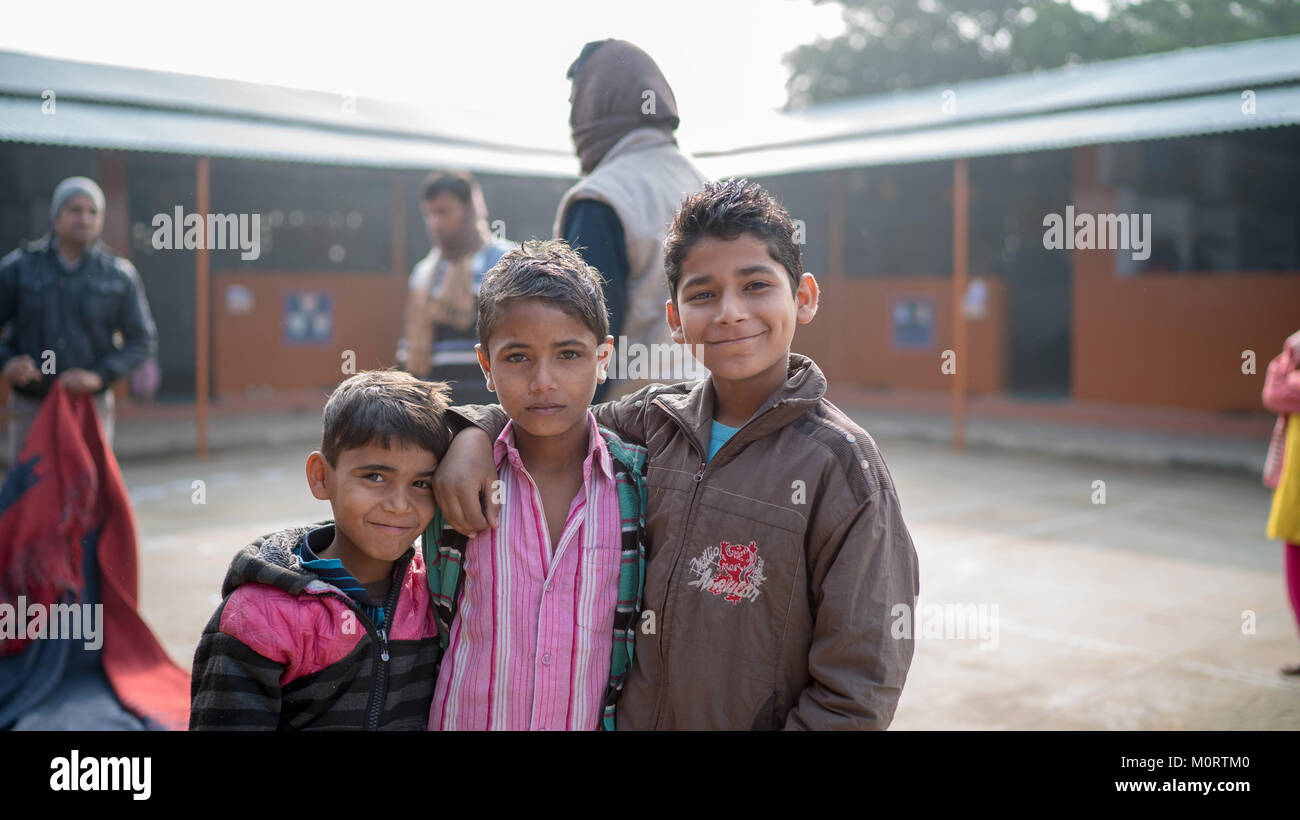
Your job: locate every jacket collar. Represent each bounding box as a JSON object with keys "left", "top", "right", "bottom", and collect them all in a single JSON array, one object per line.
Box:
[
  {"left": 221, "top": 520, "right": 416, "bottom": 600},
  {"left": 652, "top": 353, "right": 826, "bottom": 458},
  {"left": 35, "top": 231, "right": 107, "bottom": 270},
  {"left": 223, "top": 523, "right": 319, "bottom": 598}
]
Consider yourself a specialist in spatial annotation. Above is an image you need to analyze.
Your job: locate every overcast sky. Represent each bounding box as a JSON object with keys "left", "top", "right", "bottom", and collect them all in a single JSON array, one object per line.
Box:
[{"left": 0, "top": 0, "right": 1111, "bottom": 151}]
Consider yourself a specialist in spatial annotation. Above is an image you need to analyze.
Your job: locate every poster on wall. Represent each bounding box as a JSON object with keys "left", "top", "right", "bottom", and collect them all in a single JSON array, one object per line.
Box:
[
  {"left": 284, "top": 291, "right": 334, "bottom": 345},
  {"left": 892, "top": 296, "right": 935, "bottom": 350}
]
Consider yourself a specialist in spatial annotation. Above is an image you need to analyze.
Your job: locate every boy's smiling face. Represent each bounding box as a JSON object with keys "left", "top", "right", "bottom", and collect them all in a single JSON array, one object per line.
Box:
[
  {"left": 305, "top": 439, "right": 438, "bottom": 584},
  {"left": 667, "top": 232, "right": 818, "bottom": 391},
  {"left": 477, "top": 297, "right": 613, "bottom": 442}
]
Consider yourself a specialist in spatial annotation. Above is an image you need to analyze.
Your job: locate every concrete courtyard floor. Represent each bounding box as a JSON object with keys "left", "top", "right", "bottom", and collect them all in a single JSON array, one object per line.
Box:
[
  {"left": 112, "top": 425, "right": 1300, "bottom": 730},
  {"left": 870, "top": 432, "right": 1300, "bottom": 730}
]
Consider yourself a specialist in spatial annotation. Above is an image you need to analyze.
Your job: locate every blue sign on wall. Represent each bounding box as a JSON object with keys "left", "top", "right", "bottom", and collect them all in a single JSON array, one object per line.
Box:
[
  {"left": 892, "top": 297, "right": 935, "bottom": 350},
  {"left": 284, "top": 291, "right": 334, "bottom": 345}
]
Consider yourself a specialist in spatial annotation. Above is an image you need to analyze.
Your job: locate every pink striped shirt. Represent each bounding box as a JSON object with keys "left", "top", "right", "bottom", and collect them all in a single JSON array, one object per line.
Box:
[{"left": 430, "top": 411, "right": 622, "bottom": 731}]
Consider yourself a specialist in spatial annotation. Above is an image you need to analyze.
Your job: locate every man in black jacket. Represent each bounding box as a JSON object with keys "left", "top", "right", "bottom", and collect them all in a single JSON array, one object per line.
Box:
[{"left": 0, "top": 176, "right": 157, "bottom": 465}]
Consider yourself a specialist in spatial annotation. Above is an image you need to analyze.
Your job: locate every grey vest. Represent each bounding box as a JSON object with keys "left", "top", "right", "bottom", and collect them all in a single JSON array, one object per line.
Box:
[{"left": 554, "top": 128, "right": 709, "bottom": 397}]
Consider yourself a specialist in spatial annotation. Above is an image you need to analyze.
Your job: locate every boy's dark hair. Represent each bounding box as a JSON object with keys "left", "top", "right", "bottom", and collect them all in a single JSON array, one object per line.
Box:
[
  {"left": 476, "top": 239, "right": 610, "bottom": 353},
  {"left": 320, "top": 370, "right": 452, "bottom": 467},
  {"left": 420, "top": 171, "right": 475, "bottom": 206},
  {"left": 664, "top": 178, "right": 803, "bottom": 301}
]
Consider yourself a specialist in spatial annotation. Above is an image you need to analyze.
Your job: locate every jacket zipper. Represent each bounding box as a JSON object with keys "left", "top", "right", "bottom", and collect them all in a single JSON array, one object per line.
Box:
[
  {"left": 313, "top": 589, "right": 385, "bottom": 730},
  {"left": 649, "top": 398, "right": 786, "bottom": 728},
  {"left": 364, "top": 552, "right": 409, "bottom": 730}
]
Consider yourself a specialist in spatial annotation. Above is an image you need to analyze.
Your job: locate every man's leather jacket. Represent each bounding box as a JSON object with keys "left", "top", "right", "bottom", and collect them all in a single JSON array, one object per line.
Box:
[{"left": 0, "top": 233, "right": 157, "bottom": 398}]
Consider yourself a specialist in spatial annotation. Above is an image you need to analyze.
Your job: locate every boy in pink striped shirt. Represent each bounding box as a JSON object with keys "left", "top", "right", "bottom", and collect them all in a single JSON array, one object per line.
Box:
[{"left": 425, "top": 239, "right": 646, "bottom": 731}]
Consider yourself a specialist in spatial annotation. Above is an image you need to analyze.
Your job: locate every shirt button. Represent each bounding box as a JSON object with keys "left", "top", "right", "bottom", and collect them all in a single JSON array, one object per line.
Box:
[
  {"left": 541, "top": 653, "right": 552, "bottom": 666},
  {"left": 545, "top": 580, "right": 554, "bottom": 592}
]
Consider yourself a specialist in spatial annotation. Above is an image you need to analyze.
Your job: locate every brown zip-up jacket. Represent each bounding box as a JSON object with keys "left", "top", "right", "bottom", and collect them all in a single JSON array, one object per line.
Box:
[{"left": 449, "top": 354, "right": 920, "bottom": 730}]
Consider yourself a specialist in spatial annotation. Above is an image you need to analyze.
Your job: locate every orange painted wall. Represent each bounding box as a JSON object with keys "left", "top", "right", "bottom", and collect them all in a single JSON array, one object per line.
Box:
[
  {"left": 212, "top": 272, "right": 407, "bottom": 397},
  {"left": 1073, "top": 259, "right": 1300, "bottom": 411},
  {"left": 793, "top": 275, "right": 1007, "bottom": 394},
  {"left": 1070, "top": 146, "right": 1300, "bottom": 412}
]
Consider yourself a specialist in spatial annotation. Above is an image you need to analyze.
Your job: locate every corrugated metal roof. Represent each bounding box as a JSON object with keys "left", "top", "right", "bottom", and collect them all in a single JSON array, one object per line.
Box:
[
  {"left": 693, "top": 34, "right": 1300, "bottom": 153},
  {"left": 0, "top": 49, "right": 576, "bottom": 176},
  {"left": 694, "top": 35, "right": 1300, "bottom": 176},
  {"left": 697, "top": 83, "right": 1300, "bottom": 178},
  {"left": 3, "top": 36, "right": 1297, "bottom": 177},
  {"left": 0, "top": 50, "right": 572, "bottom": 152},
  {"left": 0, "top": 93, "right": 577, "bottom": 175}
]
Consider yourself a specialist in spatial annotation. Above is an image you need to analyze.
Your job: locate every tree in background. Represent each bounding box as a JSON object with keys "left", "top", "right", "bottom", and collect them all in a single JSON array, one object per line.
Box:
[{"left": 785, "top": 0, "right": 1300, "bottom": 108}]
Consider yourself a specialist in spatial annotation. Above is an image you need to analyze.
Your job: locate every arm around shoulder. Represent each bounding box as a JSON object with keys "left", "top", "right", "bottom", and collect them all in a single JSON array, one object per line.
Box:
[
  {"left": 589, "top": 380, "right": 690, "bottom": 445},
  {"left": 448, "top": 380, "right": 685, "bottom": 445},
  {"left": 448, "top": 403, "right": 511, "bottom": 439}
]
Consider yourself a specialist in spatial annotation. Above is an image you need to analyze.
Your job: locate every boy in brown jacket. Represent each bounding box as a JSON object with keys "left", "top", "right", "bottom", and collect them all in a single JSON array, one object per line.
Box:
[{"left": 434, "top": 179, "right": 920, "bottom": 730}]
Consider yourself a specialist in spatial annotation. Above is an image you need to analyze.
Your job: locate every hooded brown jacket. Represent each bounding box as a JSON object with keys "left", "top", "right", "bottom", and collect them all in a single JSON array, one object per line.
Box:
[{"left": 450, "top": 354, "right": 919, "bottom": 730}]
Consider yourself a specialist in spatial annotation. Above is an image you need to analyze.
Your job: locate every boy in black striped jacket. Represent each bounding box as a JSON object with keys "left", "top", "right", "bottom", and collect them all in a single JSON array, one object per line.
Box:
[{"left": 189, "top": 370, "right": 451, "bottom": 730}]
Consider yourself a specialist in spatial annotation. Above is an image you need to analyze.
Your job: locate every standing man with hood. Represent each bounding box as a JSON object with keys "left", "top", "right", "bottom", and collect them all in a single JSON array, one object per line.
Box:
[
  {"left": 559, "top": 39, "right": 709, "bottom": 399},
  {"left": 0, "top": 176, "right": 157, "bottom": 465},
  {"left": 400, "top": 171, "right": 514, "bottom": 405}
]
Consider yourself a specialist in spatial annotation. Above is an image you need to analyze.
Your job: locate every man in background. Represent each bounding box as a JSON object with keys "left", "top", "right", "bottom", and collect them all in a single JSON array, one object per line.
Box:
[
  {"left": 0, "top": 176, "right": 183, "bottom": 731},
  {"left": 0, "top": 175, "right": 157, "bottom": 465},
  {"left": 400, "top": 171, "right": 514, "bottom": 405}
]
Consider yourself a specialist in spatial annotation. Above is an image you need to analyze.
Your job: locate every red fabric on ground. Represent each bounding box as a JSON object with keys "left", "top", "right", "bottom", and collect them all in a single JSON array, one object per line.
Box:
[
  {"left": 0, "top": 394, "right": 91, "bottom": 632},
  {"left": 0, "top": 383, "right": 189, "bottom": 729}
]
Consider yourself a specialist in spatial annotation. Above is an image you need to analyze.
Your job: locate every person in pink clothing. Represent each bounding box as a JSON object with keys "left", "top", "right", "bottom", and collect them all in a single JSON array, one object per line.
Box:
[
  {"left": 1262, "top": 330, "right": 1300, "bottom": 676},
  {"left": 425, "top": 239, "right": 643, "bottom": 731}
]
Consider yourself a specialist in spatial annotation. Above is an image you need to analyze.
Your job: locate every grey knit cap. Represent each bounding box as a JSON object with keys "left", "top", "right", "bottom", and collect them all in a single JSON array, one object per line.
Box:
[{"left": 50, "top": 176, "right": 106, "bottom": 222}]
